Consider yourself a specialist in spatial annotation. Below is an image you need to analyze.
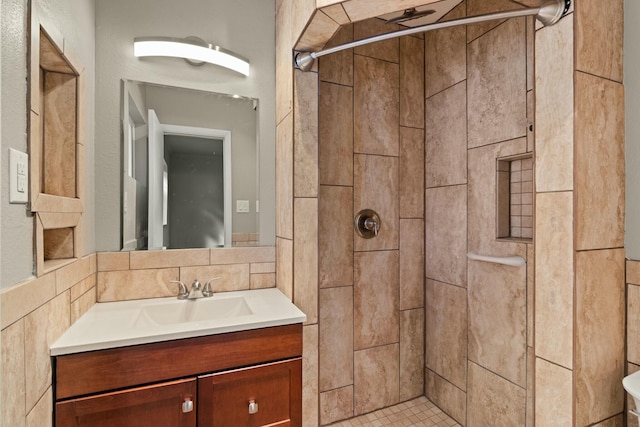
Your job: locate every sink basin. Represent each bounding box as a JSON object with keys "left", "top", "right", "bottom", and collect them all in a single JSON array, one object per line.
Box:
[{"left": 134, "top": 296, "right": 252, "bottom": 327}]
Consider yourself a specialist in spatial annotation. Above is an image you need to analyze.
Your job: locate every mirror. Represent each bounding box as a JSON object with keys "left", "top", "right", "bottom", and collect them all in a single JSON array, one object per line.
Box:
[{"left": 122, "top": 80, "right": 260, "bottom": 250}]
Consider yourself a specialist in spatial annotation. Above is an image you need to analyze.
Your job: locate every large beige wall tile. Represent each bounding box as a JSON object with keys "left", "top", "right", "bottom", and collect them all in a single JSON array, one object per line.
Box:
[
  {"left": 425, "top": 185, "right": 467, "bottom": 287},
  {"left": 354, "top": 154, "right": 399, "bottom": 251},
  {"left": 535, "top": 15, "right": 573, "bottom": 192},
  {"left": 399, "top": 127, "right": 424, "bottom": 218},
  {"left": 24, "top": 293, "right": 70, "bottom": 412},
  {"left": 535, "top": 358, "right": 572, "bottom": 427},
  {"left": 468, "top": 259, "right": 527, "bottom": 387},
  {"left": 628, "top": 260, "right": 640, "bottom": 285},
  {"left": 210, "top": 246, "right": 276, "bottom": 265},
  {"left": 535, "top": 192, "right": 573, "bottom": 369},
  {"left": 97, "top": 251, "right": 129, "bottom": 271},
  {"left": 425, "top": 81, "right": 467, "bottom": 187},
  {"left": 575, "top": 0, "right": 623, "bottom": 82},
  {"left": 354, "top": 56, "right": 399, "bottom": 157},
  {"left": 71, "top": 284, "right": 96, "bottom": 324},
  {"left": 400, "top": 219, "right": 424, "bottom": 310},
  {"left": 180, "top": 264, "right": 250, "bottom": 292},
  {"left": 276, "top": 0, "right": 293, "bottom": 123},
  {"left": 400, "top": 308, "right": 424, "bottom": 400},
  {"left": 319, "top": 82, "right": 353, "bottom": 187},
  {"left": 55, "top": 256, "right": 92, "bottom": 294},
  {"left": 1, "top": 320, "right": 25, "bottom": 427},
  {"left": 97, "top": 268, "right": 179, "bottom": 301},
  {"left": 468, "top": 17, "right": 526, "bottom": 148},
  {"left": 320, "top": 386, "right": 353, "bottom": 425},
  {"left": 426, "top": 280, "right": 467, "bottom": 390},
  {"left": 26, "top": 387, "right": 52, "bottom": 427},
  {"left": 320, "top": 4, "right": 350, "bottom": 25},
  {"left": 294, "top": 70, "right": 319, "bottom": 198},
  {"left": 425, "top": 3, "right": 466, "bottom": 98},
  {"left": 354, "top": 251, "right": 398, "bottom": 349},
  {"left": 425, "top": 369, "right": 466, "bottom": 426},
  {"left": 1, "top": 273, "right": 56, "bottom": 329},
  {"left": 575, "top": 73, "right": 625, "bottom": 251},
  {"left": 575, "top": 249, "right": 625, "bottom": 426},
  {"left": 294, "top": 198, "right": 319, "bottom": 324},
  {"left": 303, "top": 324, "right": 319, "bottom": 427},
  {"left": 276, "top": 237, "right": 293, "bottom": 300},
  {"left": 291, "top": 0, "right": 316, "bottom": 44},
  {"left": 295, "top": 10, "right": 339, "bottom": 52},
  {"left": 629, "top": 284, "right": 640, "bottom": 365},
  {"left": 276, "top": 114, "right": 294, "bottom": 240},
  {"left": 319, "top": 24, "right": 354, "bottom": 86},
  {"left": 129, "top": 249, "right": 209, "bottom": 269},
  {"left": 399, "top": 36, "right": 424, "bottom": 128},
  {"left": 467, "top": 361, "right": 526, "bottom": 427},
  {"left": 343, "top": 0, "right": 441, "bottom": 23},
  {"left": 526, "top": 347, "right": 533, "bottom": 427},
  {"left": 353, "top": 18, "right": 399, "bottom": 63},
  {"left": 319, "top": 286, "right": 353, "bottom": 391},
  {"left": 354, "top": 343, "right": 400, "bottom": 415},
  {"left": 466, "top": 0, "right": 521, "bottom": 41},
  {"left": 319, "top": 186, "right": 353, "bottom": 288},
  {"left": 593, "top": 415, "right": 624, "bottom": 427}
]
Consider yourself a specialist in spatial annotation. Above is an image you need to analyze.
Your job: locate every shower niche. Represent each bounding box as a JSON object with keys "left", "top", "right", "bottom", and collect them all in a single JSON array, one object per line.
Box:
[{"left": 497, "top": 155, "right": 533, "bottom": 241}]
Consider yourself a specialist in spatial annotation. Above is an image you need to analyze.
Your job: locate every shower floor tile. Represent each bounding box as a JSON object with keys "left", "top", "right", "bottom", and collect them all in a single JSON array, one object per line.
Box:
[{"left": 328, "top": 396, "right": 461, "bottom": 427}]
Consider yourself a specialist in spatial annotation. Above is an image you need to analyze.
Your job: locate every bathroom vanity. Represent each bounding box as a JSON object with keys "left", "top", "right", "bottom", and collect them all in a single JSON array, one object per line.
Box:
[{"left": 51, "top": 289, "right": 306, "bottom": 427}]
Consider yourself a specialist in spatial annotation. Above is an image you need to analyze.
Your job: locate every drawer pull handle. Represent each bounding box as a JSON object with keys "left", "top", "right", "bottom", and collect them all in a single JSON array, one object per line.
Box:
[
  {"left": 182, "top": 398, "right": 194, "bottom": 413},
  {"left": 248, "top": 400, "right": 259, "bottom": 415}
]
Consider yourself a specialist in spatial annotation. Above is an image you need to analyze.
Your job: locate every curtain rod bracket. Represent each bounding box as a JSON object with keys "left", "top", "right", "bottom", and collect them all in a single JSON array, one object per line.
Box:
[{"left": 293, "top": 0, "right": 570, "bottom": 71}]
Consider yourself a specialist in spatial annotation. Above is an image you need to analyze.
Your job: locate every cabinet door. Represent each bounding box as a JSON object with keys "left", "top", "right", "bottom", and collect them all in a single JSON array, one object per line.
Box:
[
  {"left": 198, "top": 358, "right": 302, "bottom": 427},
  {"left": 56, "top": 378, "right": 196, "bottom": 427}
]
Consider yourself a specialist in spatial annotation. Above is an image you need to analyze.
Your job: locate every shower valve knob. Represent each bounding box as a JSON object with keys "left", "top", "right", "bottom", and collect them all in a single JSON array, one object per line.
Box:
[{"left": 355, "top": 209, "right": 381, "bottom": 239}]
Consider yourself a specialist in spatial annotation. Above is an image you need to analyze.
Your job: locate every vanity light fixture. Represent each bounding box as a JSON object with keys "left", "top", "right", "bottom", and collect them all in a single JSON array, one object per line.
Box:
[{"left": 133, "top": 36, "right": 250, "bottom": 76}]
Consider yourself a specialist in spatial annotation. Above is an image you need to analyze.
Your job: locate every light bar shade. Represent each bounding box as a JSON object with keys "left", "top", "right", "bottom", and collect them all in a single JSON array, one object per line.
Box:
[{"left": 134, "top": 37, "right": 250, "bottom": 76}]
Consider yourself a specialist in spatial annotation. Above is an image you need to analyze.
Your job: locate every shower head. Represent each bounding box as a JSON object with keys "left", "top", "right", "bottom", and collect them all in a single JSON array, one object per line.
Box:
[{"left": 386, "top": 8, "right": 436, "bottom": 25}]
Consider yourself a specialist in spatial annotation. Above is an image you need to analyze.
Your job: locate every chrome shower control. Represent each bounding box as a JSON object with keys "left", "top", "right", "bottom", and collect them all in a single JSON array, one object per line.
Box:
[{"left": 355, "top": 209, "right": 381, "bottom": 239}]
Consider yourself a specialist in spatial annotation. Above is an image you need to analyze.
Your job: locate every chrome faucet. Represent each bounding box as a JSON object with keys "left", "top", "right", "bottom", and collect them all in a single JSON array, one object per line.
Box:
[
  {"left": 188, "top": 280, "right": 205, "bottom": 299},
  {"left": 170, "top": 278, "right": 219, "bottom": 299}
]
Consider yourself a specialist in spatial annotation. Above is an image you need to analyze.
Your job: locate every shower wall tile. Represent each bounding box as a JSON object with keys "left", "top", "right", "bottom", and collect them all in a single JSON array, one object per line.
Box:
[
  {"left": 400, "top": 308, "right": 424, "bottom": 401},
  {"left": 467, "top": 361, "right": 526, "bottom": 427},
  {"left": 1, "top": 320, "right": 25, "bottom": 427},
  {"left": 535, "top": 192, "right": 573, "bottom": 369},
  {"left": 294, "top": 198, "right": 319, "bottom": 324},
  {"left": 320, "top": 4, "right": 350, "bottom": 25},
  {"left": 319, "top": 186, "right": 353, "bottom": 288},
  {"left": 425, "top": 3, "right": 466, "bottom": 98},
  {"left": 276, "top": 113, "right": 294, "bottom": 239},
  {"left": 526, "top": 244, "right": 534, "bottom": 348},
  {"left": 468, "top": 259, "right": 527, "bottom": 388},
  {"left": 526, "top": 347, "right": 534, "bottom": 427},
  {"left": 593, "top": 415, "right": 624, "bottom": 427},
  {"left": 575, "top": 0, "right": 623, "bottom": 82},
  {"left": 303, "top": 324, "right": 319, "bottom": 427},
  {"left": 342, "top": 0, "right": 435, "bottom": 24},
  {"left": 354, "top": 251, "right": 399, "bottom": 349},
  {"left": 354, "top": 343, "right": 400, "bottom": 415},
  {"left": 276, "top": 237, "right": 293, "bottom": 299},
  {"left": 24, "top": 293, "right": 70, "bottom": 412},
  {"left": 534, "top": 16, "right": 573, "bottom": 192},
  {"left": 354, "top": 154, "right": 399, "bottom": 252},
  {"left": 425, "top": 81, "right": 467, "bottom": 188},
  {"left": 276, "top": 0, "right": 293, "bottom": 123},
  {"left": 294, "top": 70, "right": 319, "bottom": 198},
  {"left": 399, "top": 127, "right": 424, "bottom": 219},
  {"left": 629, "top": 284, "right": 640, "bottom": 365},
  {"left": 399, "top": 36, "right": 424, "bottom": 129},
  {"left": 319, "top": 286, "right": 354, "bottom": 391},
  {"left": 526, "top": 17, "right": 534, "bottom": 92},
  {"left": 534, "top": 358, "right": 573, "bottom": 427},
  {"left": 291, "top": 0, "right": 316, "bottom": 46},
  {"left": 466, "top": 0, "right": 520, "bottom": 42},
  {"left": 353, "top": 18, "right": 399, "bottom": 63},
  {"left": 320, "top": 386, "right": 354, "bottom": 425},
  {"left": 574, "top": 72, "right": 625, "bottom": 251},
  {"left": 425, "top": 280, "right": 467, "bottom": 391},
  {"left": 319, "top": 82, "right": 353, "bottom": 187},
  {"left": 354, "top": 56, "right": 399, "bottom": 157},
  {"left": 319, "top": 24, "right": 354, "bottom": 86},
  {"left": 467, "top": 17, "right": 526, "bottom": 148},
  {"left": 629, "top": 260, "right": 640, "bottom": 285},
  {"left": 295, "top": 10, "right": 339, "bottom": 52},
  {"left": 425, "top": 185, "right": 466, "bottom": 287},
  {"left": 425, "top": 369, "right": 466, "bottom": 426},
  {"left": 575, "top": 249, "right": 625, "bottom": 426},
  {"left": 400, "top": 219, "right": 424, "bottom": 310}
]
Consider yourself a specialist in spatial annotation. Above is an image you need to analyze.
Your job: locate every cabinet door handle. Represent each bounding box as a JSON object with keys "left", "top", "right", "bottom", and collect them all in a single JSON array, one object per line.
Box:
[
  {"left": 248, "top": 400, "right": 259, "bottom": 415},
  {"left": 182, "top": 398, "right": 194, "bottom": 413}
]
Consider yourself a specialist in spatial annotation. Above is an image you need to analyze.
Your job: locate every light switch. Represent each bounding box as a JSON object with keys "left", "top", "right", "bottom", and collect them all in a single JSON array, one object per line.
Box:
[
  {"left": 236, "top": 200, "right": 250, "bottom": 213},
  {"left": 9, "top": 148, "right": 28, "bottom": 204}
]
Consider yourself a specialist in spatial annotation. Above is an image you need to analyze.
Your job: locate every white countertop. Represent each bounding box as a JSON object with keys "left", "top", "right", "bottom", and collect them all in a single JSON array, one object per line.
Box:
[{"left": 51, "top": 288, "right": 306, "bottom": 356}]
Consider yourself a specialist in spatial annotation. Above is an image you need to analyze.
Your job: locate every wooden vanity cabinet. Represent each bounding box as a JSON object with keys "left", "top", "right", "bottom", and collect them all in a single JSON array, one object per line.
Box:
[{"left": 54, "top": 324, "right": 302, "bottom": 427}]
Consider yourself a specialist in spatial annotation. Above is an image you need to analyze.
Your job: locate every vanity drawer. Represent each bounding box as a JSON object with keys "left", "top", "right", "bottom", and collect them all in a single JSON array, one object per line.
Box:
[{"left": 198, "top": 358, "right": 302, "bottom": 427}]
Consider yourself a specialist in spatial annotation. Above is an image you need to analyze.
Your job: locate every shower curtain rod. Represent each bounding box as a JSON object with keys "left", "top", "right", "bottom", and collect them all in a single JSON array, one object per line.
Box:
[{"left": 294, "top": 0, "right": 570, "bottom": 71}]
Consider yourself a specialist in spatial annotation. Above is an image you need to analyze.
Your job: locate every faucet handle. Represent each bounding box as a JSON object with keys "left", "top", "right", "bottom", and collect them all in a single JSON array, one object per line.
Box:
[
  {"left": 203, "top": 277, "right": 221, "bottom": 297},
  {"left": 170, "top": 280, "right": 189, "bottom": 300}
]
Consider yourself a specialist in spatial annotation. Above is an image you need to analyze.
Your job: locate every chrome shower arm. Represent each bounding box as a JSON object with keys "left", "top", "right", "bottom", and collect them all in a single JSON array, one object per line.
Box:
[{"left": 294, "top": 0, "right": 570, "bottom": 71}]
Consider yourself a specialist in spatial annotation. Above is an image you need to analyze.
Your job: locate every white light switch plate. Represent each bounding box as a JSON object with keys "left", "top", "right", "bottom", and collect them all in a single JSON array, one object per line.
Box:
[
  {"left": 236, "top": 200, "right": 250, "bottom": 213},
  {"left": 9, "top": 148, "right": 28, "bottom": 204}
]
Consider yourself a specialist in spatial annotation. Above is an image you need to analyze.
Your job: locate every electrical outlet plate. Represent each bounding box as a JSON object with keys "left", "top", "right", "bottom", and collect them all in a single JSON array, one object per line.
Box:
[
  {"left": 236, "top": 200, "right": 250, "bottom": 213},
  {"left": 9, "top": 148, "right": 29, "bottom": 204}
]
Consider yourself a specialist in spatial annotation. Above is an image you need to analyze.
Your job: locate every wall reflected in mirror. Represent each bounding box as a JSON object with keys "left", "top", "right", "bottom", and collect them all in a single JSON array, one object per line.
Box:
[{"left": 122, "top": 80, "right": 259, "bottom": 250}]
